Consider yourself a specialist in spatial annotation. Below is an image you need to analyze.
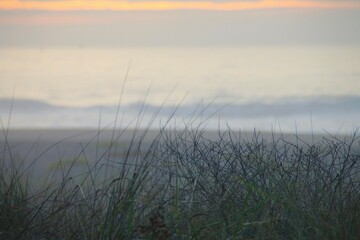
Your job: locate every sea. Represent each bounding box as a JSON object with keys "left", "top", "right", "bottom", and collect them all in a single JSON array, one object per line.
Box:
[{"left": 0, "top": 46, "right": 359, "bottom": 134}]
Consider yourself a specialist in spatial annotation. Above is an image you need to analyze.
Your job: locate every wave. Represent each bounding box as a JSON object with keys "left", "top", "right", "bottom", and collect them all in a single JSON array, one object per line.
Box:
[
  {"left": 0, "top": 98, "right": 65, "bottom": 112},
  {"left": 1, "top": 95, "right": 359, "bottom": 118}
]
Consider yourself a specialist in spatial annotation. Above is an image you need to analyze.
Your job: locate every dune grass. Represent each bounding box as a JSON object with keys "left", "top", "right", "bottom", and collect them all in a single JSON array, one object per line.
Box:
[{"left": 0, "top": 125, "right": 359, "bottom": 239}]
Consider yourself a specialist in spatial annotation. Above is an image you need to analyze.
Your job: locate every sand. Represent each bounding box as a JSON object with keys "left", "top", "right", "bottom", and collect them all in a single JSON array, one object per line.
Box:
[{"left": 0, "top": 128, "right": 351, "bottom": 185}]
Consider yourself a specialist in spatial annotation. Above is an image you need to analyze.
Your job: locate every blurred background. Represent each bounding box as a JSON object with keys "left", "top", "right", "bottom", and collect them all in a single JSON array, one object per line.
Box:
[{"left": 0, "top": 0, "right": 359, "bottom": 133}]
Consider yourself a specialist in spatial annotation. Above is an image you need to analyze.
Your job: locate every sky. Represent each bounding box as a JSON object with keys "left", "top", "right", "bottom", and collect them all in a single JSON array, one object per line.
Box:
[
  {"left": 0, "top": 0, "right": 360, "bottom": 46},
  {"left": 1, "top": 0, "right": 360, "bottom": 132},
  {"left": 1, "top": 0, "right": 360, "bottom": 11}
]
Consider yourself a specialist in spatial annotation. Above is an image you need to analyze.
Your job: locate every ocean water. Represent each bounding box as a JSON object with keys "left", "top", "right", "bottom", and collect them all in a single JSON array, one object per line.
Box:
[{"left": 0, "top": 46, "right": 359, "bottom": 133}]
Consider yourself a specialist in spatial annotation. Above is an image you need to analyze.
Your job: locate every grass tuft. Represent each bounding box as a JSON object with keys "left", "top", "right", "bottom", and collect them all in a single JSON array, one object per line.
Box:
[{"left": 0, "top": 126, "right": 359, "bottom": 239}]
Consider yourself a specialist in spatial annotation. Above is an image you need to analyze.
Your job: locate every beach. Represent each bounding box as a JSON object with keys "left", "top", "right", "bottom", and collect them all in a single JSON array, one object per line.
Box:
[
  {"left": 1, "top": 128, "right": 349, "bottom": 180},
  {"left": 1, "top": 127, "right": 359, "bottom": 239},
  {"left": 1, "top": 3, "right": 360, "bottom": 238}
]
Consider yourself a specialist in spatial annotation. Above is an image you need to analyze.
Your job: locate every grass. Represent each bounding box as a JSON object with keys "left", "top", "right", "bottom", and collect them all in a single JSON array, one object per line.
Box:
[{"left": 0, "top": 124, "right": 360, "bottom": 239}]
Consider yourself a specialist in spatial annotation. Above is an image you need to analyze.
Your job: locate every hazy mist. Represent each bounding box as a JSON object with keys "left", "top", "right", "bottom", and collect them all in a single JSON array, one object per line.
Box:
[{"left": 1, "top": 9, "right": 360, "bottom": 47}]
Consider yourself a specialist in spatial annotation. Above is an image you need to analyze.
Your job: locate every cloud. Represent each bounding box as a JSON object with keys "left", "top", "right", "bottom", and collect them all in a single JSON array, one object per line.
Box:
[
  {"left": 2, "top": 8, "right": 360, "bottom": 46},
  {"left": 1, "top": 0, "right": 360, "bottom": 47}
]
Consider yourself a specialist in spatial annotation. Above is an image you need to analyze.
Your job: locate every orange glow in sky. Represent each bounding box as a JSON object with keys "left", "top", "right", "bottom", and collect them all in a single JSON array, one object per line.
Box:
[{"left": 1, "top": 0, "right": 359, "bottom": 11}]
